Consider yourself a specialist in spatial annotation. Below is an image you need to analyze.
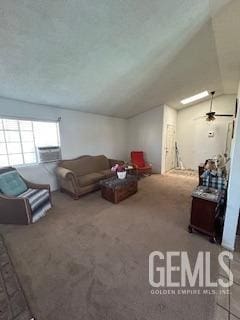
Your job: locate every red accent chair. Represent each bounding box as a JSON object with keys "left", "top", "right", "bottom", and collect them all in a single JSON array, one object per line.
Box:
[{"left": 130, "top": 151, "right": 152, "bottom": 176}]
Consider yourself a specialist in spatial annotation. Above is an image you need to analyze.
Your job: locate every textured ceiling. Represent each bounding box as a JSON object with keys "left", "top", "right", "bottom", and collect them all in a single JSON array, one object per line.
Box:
[{"left": 0, "top": 0, "right": 239, "bottom": 118}]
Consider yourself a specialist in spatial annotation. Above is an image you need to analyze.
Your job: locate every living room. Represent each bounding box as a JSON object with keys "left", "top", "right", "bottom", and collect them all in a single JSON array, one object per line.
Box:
[{"left": 0, "top": 1, "right": 240, "bottom": 320}]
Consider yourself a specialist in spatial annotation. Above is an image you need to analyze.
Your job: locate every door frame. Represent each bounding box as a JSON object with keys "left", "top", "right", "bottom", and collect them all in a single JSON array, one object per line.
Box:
[{"left": 164, "top": 124, "right": 176, "bottom": 173}]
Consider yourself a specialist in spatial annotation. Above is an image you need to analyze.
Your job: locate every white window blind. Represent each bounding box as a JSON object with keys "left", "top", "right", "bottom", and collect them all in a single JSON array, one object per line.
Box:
[{"left": 0, "top": 118, "right": 60, "bottom": 167}]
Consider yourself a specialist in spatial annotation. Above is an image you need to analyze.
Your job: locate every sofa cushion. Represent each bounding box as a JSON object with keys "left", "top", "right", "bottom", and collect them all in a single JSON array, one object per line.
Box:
[
  {"left": 100, "top": 169, "right": 115, "bottom": 179},
  {"left": 77, "top": 172, "right": 105, "bottom": 187},
  {"left": 91, "top": 155, "right": 110, "bottom": 172},
  {"left": 0, "top": 171, "right": 28, "bottom": 196},
  {"left": 60, "top": 155, "right": 110, "bottom": 175}
]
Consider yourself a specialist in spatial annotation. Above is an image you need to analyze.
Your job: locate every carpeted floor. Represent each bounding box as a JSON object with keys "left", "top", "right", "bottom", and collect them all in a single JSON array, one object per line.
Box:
[
  {"left": 168, "top": 169, "right": 198, "bottom": 177},
  {"left": 0, "top": 174, "right": 221, "bottom": 320}
]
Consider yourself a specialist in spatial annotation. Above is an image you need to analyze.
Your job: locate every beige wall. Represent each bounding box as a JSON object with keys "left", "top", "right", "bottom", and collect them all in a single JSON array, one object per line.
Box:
[
  {"left": 0, "top": 97, "right": 128, "bottom": 190},
  {"left": 127, "top": 106, "right": 164, "bottom": 173},
  {"left": 177, "top": 94, "right": 236, "bottom": 170}
]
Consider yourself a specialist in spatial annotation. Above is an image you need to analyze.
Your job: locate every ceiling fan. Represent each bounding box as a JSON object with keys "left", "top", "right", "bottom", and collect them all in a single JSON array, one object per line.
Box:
[{"left": 205, "top": 91, "right": 234, "bottom": 121}]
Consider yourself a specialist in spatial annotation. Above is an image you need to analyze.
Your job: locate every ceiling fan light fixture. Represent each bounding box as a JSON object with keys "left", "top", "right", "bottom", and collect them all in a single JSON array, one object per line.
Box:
[
  {"left": 206, "top": 114, "right": 216, "bottom": 121},
  {"left": 181, "top": 91, "right": 209, "bottom": 105}
]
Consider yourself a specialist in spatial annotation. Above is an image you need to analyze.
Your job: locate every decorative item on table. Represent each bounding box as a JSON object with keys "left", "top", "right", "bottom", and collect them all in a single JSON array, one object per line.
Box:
[
  {"left": 204, "top": 159, "right": 217, "bottom": 173},
  {"left": 201, "top": 160, "right": 217, "bottom": 192},
  {"left": 213, "top": 153, "right": 230, "bottom": 178},
  {"left": 201, "top": 158, "right": 227, "bottom": 191},
  {"left": 111, "top": 164, "right": 127, "bottom": 179}
]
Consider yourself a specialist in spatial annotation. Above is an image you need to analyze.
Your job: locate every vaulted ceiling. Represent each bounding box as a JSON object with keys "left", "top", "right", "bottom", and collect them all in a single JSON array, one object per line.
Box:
[{"left": 0, "top": 0, "right": 239, "bottom": 118}]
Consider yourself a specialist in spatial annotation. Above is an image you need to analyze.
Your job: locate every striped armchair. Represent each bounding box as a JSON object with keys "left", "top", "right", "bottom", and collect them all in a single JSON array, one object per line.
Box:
[{"left": 0, "top": 167, "right": 52, "bottom": 225}]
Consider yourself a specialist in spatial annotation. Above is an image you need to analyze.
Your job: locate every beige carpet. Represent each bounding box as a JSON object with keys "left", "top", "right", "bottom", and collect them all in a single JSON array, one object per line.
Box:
[
  {"left": 168, "top": 169, "right": 198, "bottom": 177},
  {"left": 0, "top": 174, "right": 220, "bottom": 320}
]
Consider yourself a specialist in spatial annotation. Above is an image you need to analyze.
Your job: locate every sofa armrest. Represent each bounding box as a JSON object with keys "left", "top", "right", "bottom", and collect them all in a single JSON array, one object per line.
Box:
[
  {"left": 131, "top": 163, "right": 143, "bottom": 169},
  {"left": 145, "top": 162, "right": 152, "bottom": 167},
  {"left": 23, "top": 179, "right": 50, "bottom": 190},
  {"left": 0, "top": 194, "right": 31, "bottom": 225},
  {"left": 22, "top": 178, "right": 53, "bottom": 206},
  {"left": 56, "top": 167, "right": 76, "bottom": 180},
  {"left": 56, "top": 167, "right": 79, "bottom": 198},
  {"left": 109, "top": 159, "right": 124, "bottom": 168},
  {"left": 131, "top": 162, "right": 152, "bottom": 168}
]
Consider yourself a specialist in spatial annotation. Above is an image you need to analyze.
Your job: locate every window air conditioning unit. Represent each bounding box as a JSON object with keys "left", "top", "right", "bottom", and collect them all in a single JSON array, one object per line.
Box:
[{"left": 38, "top": 146, "right": 61, "bottom": 163}]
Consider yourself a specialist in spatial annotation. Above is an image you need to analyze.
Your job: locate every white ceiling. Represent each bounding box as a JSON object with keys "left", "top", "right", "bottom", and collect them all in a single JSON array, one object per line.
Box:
[{"left": 0, "top": 0, "right": 239, "bottom": 118}]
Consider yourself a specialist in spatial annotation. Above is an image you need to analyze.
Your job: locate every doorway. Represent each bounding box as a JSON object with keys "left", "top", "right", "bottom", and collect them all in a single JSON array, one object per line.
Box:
[{"left": 165, "top": 124, "right": 176, "bottom": 172}]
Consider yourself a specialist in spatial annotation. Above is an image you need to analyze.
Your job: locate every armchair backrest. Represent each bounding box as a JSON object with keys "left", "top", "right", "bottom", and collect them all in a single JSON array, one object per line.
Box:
[
  {"left": 0, "top": 166, "right": 16, "bottom": 175},
  {"left": 131, "top": 151, "right": 146, "bottom": 168},
  {"left": 0, "top": 167, "right": 28, "bottom": 196}
]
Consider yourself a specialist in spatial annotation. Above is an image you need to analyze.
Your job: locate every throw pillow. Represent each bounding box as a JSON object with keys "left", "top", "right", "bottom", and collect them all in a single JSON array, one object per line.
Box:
[{"left": 0, "top": 171, "right": 28, "bottom": 196}]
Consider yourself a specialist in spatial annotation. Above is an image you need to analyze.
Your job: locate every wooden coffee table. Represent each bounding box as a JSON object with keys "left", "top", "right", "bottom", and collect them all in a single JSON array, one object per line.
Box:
[{"left": 100, "top": 175, "right": 138, "bottom": 204}]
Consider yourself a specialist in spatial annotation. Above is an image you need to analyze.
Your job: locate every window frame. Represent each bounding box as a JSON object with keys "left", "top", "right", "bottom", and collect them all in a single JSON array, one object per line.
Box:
[{"left": 0, "top": 117, "right": 60, "bottom": 168}]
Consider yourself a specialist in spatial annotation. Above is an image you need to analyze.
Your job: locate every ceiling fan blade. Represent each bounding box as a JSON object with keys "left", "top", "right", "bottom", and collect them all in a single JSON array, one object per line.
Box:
[
  {"left": 193, "top": 115, "right": 206, "bottom": 120},
  {"left": 206, "top": 111, "right": 215, "bottom": 117},
  {"left": 215, "top": 114, "right": 233, "bottom": 117}
]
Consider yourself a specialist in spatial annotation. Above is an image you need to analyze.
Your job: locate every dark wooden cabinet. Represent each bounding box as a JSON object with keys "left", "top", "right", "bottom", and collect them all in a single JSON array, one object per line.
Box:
[
  {"left": 189, "top": 187, "right": 223, "bottom": 243},
  {"left": 198, "top": 164, "right": 205, "bottom": 185},
  {"left": 237, "top": 213, "right": 240, "bottom": 235}
]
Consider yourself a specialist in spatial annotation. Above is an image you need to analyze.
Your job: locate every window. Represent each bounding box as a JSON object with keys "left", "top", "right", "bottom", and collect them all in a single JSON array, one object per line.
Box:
[{"left": 0, "top": 118, "right": 60, "bottom": 167}]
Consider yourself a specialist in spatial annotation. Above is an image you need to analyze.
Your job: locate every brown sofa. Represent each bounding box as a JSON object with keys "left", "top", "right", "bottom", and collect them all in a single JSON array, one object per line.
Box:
[{"left": 56, "top": 155, "right": 124, "bottom": 199}]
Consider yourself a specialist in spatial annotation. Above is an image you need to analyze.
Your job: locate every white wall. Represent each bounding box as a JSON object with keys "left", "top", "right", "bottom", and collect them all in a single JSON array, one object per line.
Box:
[
  {"left": 177, "top": 95, "right": 236, "bottom": 170},
  {"left": 222, "top": 85, "right": 240, "bottom": 250},
  {"left": 127, "top": 106, "right": 164, "bottom": 173},
  {"left": 0, "top": 97, "right": 128, "bottom": 190},
  {"left": 161, "top": 105, "right": 178, "bottom": 173}
]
